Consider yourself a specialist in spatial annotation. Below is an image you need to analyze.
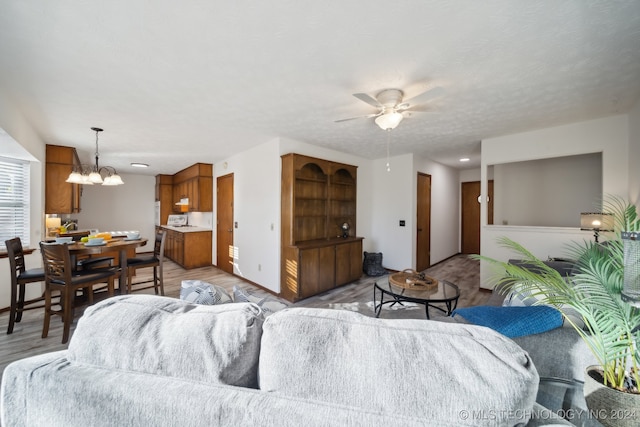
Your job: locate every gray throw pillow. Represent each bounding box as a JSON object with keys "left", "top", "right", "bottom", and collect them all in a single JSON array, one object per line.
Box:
[
  {"left": 180, "top": 279, "right": 232, "bottom": 305},
  {"left": 233, "top": 286, "right": 288, "bottom": 316}
]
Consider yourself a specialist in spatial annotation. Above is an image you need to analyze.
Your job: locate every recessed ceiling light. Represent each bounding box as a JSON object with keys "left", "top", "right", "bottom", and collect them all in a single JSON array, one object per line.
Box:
[
  {"left": 130, "top": 162, "right": 149, "bottom": 168},
  {"left": 459, "top": 158, "right": 470, "bottom": 162}
]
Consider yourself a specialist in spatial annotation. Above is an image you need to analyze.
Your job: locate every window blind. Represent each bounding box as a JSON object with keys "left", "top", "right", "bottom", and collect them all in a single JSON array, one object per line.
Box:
[{"left": 0, "top": 156, "right": 30, "bottom": 251}]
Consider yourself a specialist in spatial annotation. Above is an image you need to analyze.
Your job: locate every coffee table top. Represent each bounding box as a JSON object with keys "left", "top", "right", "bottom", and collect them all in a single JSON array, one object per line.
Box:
[{"left": 375, "top": 275, "right": 460, "bottom": 303}]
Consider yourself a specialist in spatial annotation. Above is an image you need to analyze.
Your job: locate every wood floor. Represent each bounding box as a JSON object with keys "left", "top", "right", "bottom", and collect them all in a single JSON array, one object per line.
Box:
[{"left": 0, "top": 254, "right": 488, "bottom": 381}]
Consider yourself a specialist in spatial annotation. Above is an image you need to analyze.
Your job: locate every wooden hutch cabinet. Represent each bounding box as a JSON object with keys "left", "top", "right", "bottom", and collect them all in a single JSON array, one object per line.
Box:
[
  {"left": 280, "top": 153, "right": 363, "bottom": 302},
  {"left": 45, "top": 144, "right": 82, "bottom": 214}
]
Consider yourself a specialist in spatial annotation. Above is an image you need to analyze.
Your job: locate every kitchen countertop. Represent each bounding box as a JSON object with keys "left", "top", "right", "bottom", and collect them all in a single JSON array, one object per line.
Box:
[{"left": 160, "top": 225, "right": 212, "bottom": 233}]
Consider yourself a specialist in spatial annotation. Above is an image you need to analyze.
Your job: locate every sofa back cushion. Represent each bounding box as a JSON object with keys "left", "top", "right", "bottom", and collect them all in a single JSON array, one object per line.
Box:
[
  {"left": 68, "top": 295, "right": 264, "bottom": 388},
  {"left": 259, "top": 308, "right": 539, "bottom": 425}
]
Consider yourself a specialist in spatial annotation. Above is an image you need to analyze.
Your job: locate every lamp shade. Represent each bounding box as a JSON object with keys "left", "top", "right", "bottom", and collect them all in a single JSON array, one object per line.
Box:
[
  {"left": 580, "top": 212, "right": 614, "bottom": 230},
  {"left": 88, "top": 171, "right": 104, "bottom": 184},
  {"left": 66, "top": 171, "right": 84, "bottom": 184}
]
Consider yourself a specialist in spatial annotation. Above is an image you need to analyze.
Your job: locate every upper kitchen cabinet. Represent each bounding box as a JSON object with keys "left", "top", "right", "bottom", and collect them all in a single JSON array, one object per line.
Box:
[
  {"left": 45, "top": 144, "right": 82, "bottom": 214},
  {"left": 172, "top": 163, "right": 213, "bottom": 212}
]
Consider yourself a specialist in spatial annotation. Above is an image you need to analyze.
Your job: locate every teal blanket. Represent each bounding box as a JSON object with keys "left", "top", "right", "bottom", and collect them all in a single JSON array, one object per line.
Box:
[{"left": 452, "top": 305, "right": 563, "bottom": 338}]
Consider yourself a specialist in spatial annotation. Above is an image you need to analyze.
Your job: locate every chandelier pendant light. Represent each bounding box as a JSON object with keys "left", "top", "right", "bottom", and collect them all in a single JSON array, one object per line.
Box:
[{"left": 66, "top": 127, "right": 124, "bottom": 186}]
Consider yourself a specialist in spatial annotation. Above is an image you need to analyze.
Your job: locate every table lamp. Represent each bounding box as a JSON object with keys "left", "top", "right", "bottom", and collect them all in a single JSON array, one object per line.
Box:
[{"left": 580, "top": 212, "right": 614, "bottom": 243}]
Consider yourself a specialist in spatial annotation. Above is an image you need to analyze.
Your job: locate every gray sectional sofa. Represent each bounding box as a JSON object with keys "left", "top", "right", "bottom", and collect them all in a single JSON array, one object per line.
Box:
[{"left": 1, "top": 294, "right": 578, "bottom": 426}]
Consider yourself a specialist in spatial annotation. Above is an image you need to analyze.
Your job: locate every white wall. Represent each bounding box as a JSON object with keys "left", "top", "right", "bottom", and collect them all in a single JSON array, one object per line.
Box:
[
  {"left": 492, "top": 153, "right": 602, "bottom": 227},
  {"left": 367, "top": 154, "right": 414, "bottom": 270},
  {"left": 480, "top": 114, "right": 630, "bottom": 288},
  {"left": 212, "top": 138, "right": 281, "bottom": 291},
  {"left": 75, "top": 173, "right": 156, "bottom": 253},
  {"left": 0, "top": 94, "right": 46, "bottom": 309},
  {"left": 415, "top": 156, "right": 460, "bottom": 264}
]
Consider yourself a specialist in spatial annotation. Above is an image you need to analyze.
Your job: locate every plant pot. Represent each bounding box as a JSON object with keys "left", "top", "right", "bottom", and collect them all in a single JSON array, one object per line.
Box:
[{"left": 583, "top": 365, "right": 640, "bottom": 427}]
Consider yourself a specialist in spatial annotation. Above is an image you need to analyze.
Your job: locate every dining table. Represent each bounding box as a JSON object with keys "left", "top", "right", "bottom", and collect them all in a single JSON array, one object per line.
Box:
[{"left": 67, "top": 237, "right": 148, "bottom": 294}]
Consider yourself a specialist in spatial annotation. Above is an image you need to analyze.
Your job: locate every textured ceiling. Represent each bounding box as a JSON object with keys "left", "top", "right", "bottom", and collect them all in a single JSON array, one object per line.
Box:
[{"left": 1, "top": 1, "right": 639, "bottom": 174}]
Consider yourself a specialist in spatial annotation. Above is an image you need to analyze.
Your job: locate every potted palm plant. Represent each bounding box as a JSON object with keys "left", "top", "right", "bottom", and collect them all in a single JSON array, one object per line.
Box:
[{"left": 477, "top": 197, "right": 639, "bottom": 427}]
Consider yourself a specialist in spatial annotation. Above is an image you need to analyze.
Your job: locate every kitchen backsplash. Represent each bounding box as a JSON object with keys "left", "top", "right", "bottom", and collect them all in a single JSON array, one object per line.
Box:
[{"left": 186, "top": 211, "right": 213, "bottom": 229}]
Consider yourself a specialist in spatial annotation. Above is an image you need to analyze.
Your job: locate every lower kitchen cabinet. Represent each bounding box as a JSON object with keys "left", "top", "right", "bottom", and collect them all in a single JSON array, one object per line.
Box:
[
  {"left": 281, "top": 237, "right": 363, "bottom": 302},
  {"left": 162, "top": 228, "right": 212, "bottom": 269}
]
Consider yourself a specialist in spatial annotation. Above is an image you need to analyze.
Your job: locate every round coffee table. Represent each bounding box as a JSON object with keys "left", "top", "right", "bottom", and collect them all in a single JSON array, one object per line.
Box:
[{"left": 373, "top": 275, "right": 460, "bottom": 319}]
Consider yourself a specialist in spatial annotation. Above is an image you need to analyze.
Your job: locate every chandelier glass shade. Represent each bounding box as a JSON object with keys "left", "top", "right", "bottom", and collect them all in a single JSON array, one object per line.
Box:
[{"left": 66, "top": 127, "right": 124, "bottom": 186}]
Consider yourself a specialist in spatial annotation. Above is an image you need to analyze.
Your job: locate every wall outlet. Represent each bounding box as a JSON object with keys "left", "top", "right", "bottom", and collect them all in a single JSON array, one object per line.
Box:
[
  {"left": 258, "top": 264, "right": 262, "bottom": 271},
  {"left": 399, "top": 220, "right": 406, "bottom": 227}
]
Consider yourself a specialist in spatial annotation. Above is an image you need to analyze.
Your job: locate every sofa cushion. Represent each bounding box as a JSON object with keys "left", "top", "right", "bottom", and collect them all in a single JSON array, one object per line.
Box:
[
  {"left": 259, "top": 307, "right": 539, "bottom": 425},
  {"left": 452, "top": 305, "right": 563, "bottom": 338},
  {"left": 180, "top": 279, "right": 232, "bottom": 305},
  {"left": 233, "top": 286, "right": 288, "bottom": 316},
  {"left": 68, "top": 295, "right": 264, "bottom": 388}
]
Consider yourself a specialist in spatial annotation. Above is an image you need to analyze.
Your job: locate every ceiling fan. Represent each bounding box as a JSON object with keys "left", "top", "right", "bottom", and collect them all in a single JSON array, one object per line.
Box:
[{"left": 335, "top": 86, "right": 444, "bottom": 130}]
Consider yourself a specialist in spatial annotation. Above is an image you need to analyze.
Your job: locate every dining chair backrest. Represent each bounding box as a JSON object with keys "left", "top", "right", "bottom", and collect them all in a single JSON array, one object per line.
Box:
[
  {"left": 40, "top": 242, "right": 73, "bottom": 285},
  {"left": 154, "top": 230, "right": 166, "bottom": 260},
  {"left": 6, "top": 237, "right": 27, "bottom": 276}
]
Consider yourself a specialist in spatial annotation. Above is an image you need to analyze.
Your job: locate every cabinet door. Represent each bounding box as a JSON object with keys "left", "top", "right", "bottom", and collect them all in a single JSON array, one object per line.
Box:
[
  {"left": 175, "top": 232, "right": 185, "bottom": 266},
  {"left": 299, "top": 246, "right": 335, "bottom": 299},
  {"left": 45, "top": 163, "right": 74, "bottom": 214},
  {"left": 335, "top": 240, "right": 363, "bottom": 286}
]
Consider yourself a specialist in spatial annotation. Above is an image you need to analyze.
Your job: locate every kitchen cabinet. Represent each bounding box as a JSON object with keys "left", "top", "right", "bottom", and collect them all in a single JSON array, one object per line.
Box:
[
  {"left": 172, "top": 163, "right": 213, "bottom": 212},
  {"left": 45, "top": 144, "right": 82, "bottom": 214},
  {"left": 162, "top": 227, "right": 212, "bottom": 269},
  {"left": 155, "top": 174, "right": 173, "bottom": 226},
  {"left": 280, "top": 153, "right": 363, "bottom": 302}
]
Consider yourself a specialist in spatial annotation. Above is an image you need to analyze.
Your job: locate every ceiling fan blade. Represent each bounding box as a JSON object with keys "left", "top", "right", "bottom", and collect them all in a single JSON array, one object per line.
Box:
[
  {"left": 352, "top": 93, "right": 382, "bottom": 108},
  {"left": 334, "top": 113, "right": 380, "bottom": 123},
  {"left": 403, "top": 86, "right": 445, "bottom": 103},
  {"left": 401, "top": 104, "right": 435, "bottom": 113}
]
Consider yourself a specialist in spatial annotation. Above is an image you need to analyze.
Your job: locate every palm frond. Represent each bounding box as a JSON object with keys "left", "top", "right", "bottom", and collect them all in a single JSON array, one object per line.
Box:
[{"left": 474, "top": 197, "right": 640, "bottom": 392}]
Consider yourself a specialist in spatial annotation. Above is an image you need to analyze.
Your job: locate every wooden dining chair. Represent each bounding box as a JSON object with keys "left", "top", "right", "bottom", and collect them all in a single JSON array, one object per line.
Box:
[
  {"left": 40, "top": 241, "right": 117, "bottom": 344},
  {"left": 5, "top": 238, "right": 48, "bottom": 334},
  {"left": 126, "top": 230, "right": 166, "bottom": 295}
]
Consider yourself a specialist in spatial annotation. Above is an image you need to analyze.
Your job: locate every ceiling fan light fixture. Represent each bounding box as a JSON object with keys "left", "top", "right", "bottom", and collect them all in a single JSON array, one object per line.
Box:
[{"left": 375, "top": 111, "right": 403, "bottom": 130}]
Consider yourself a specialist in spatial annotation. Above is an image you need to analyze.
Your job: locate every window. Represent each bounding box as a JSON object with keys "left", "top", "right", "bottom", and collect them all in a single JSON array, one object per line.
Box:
[{"left": 0, "top": 156, "right": 30, "bottom": 251}]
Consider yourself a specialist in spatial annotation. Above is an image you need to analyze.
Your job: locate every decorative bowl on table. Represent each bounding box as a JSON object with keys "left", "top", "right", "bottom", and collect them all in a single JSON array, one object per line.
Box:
[
  {"left": 126, "top": 232, "right": 140, "bottom": 240},
  {"left": 86, "top": 237, "right": 105, "bottom": 246},
  {"left": 54, "top": 237, "right": 73, "bottom": 244}
]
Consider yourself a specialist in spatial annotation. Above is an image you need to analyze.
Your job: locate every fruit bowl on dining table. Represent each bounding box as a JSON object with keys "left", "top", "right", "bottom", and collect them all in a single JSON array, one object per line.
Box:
[{"left": 54, "top": 236, "right": 74, "bottom": 244}]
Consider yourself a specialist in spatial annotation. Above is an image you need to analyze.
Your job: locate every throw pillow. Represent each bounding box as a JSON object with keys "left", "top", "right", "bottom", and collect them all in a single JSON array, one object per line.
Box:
[
  {"left": 452, "top": 305, "right": 563, "bottom": 338},
  {"left": 502, "top": 286, "right": 586, "bottom": 329},
  {"left": 362, "top": 251, "right": 386, "bottom": 276},
  {"left": 233, "top": 286, "right": 288, "bottom": 316},
  {"left": 180, "top": 279, "right": 232, "bottom": 305}
]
